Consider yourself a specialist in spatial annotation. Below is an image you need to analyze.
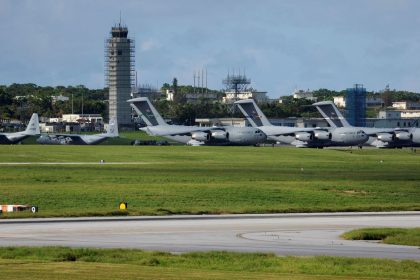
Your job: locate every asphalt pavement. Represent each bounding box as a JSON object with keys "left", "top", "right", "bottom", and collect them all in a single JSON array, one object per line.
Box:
[{"left": 0, "top": 212, "right": 419, "bottom": 260}]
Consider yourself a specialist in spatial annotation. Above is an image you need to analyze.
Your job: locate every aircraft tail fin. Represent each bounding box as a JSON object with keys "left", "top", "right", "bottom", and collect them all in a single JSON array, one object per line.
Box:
[
  {"left": 313, "top": 101, "right": 351, "bottom": 128},
  {"left": 24, "top": 113, "right": 40, "bottom": 135},
  {"left": 127, "top": 97, "right": 167, "bottom": 126},
  {"left": 106, "top": 117, "right": 119, "bottom": 137},
  {"left": 234, "top": 99, "right": 271, "bottom": 127}
]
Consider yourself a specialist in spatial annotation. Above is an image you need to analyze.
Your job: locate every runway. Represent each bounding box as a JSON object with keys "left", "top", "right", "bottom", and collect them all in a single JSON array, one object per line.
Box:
[
  {"left": 0, "top": 212, "right": 419, "bottom": 260},
  {"left": 0, "top": 162, "right": 158, "bottom": 165}
]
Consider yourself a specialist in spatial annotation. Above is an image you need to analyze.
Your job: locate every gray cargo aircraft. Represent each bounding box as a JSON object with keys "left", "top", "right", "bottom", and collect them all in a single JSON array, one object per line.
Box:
[
  {"left": 235, "top": 99, "right": 368, "bottom": 148},
  {"left": 313, "top": 101, "right": 420, "bottom": 148},
  {"left": 128, "top": 97, "right": 266, "bottom": 146},
  {"left": 0, "top": 113, "right": 40, "bottom": 144},
  {"left": 37, "top": 118, "right": 118, "bottom": 145}
]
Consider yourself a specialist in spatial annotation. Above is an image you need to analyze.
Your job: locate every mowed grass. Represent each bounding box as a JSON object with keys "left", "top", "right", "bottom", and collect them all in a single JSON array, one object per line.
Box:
[
  {"left": 0, "top": 145, "right": 419, "bottom": 217},
  {"left": 0, "top": 247, "right": 419, "bottom": 280},
  {"left": 342, "top": 228, "right": 420, "bottom": 246}
]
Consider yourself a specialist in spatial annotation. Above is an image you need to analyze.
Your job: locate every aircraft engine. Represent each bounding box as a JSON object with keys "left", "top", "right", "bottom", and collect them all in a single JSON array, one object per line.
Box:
[
  {"left": 377, "top": 133, "right": 395, "bottom": 142},
  {"left": 412, "top": 130, "right": 420, "bottom": 144},
  {"left": 313, "top": 130, "right": 332, "bottom": 140},
  {"left": 395, "top": 131, "right": 412, "bottom": 141},
  {"left": 191, "top": 132, "right": 210, "bottom": 142},
  {"left": 295, "top": 132, "right": 313, "bottom": 142},
  {"left": 211, "top": 130, "right": 229, "bottom": 140}
]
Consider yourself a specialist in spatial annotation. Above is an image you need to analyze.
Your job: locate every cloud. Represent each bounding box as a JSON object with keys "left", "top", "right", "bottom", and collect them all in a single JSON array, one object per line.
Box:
[
  {"left": 1, "top": 0, "right": 420, "bottom": 95},
  {"left": 139, "top": 39, "right": 161, "bottom": 52}
]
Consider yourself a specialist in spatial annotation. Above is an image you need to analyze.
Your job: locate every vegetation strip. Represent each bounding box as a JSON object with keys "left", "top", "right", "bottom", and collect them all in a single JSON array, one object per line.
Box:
[
  {"left": 0, "top": 247, "right": 419, "bottom": 280},
  {"left": 342, "top": 228, "right": 420, "bottom": 246}
]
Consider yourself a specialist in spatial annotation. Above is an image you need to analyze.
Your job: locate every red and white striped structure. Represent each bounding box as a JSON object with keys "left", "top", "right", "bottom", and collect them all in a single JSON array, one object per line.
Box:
[{"left": 0, "top": 205, "right": 37, "bottom": 213}]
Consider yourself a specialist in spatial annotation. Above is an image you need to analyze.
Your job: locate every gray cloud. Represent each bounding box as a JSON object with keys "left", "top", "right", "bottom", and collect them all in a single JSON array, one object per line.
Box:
[{"left": 1, "top": 0, "right": 419, "bottom": 96}]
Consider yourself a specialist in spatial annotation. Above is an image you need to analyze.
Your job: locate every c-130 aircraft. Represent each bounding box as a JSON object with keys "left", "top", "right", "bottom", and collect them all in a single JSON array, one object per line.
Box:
[
  {"left": 36, "top": 118, "right": 119, "bottom": 145},
  {"left": 235, "top": 99, "right": 368, "bottom": 148},
  {"left": 128, "top": 97, "right": 267, "bottom": 146},
  {"left": 0, "top": 113, "right": 40, "bottom": 144}
]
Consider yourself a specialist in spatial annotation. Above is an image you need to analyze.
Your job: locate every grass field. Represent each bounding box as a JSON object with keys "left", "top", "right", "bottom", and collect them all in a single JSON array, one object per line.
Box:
[
  {"left": 0, "top": 247, "right": 419, "bottom": 280},
  {"left": 0, "top": 144, "right": 419, "bottom": 217},
  {"left": 342, "top": 228, "right": 420, "bottom": 246}
]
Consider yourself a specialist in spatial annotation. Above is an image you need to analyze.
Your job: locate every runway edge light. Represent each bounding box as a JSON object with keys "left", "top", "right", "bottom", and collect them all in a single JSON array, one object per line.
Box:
[{"left": 119, "top": 202, "right": 128, "bottom": 210}]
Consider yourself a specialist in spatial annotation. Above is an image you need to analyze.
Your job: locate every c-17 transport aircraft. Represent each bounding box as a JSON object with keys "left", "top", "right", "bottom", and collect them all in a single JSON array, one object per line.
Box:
[
  {"left": 313, "top": 101, "right": 420, "bottom": 148},
  {"left": 0, "top": 113, "right": 40, "bottom": 144},
  {"left": 36, "top": 118, "right": 119, "bottom": 145},
  {"left": 128, "top": 97, "right": 267, "bottom": 146},
  {"left": 235, "top": 99, "right": 368, "bottom": 148}
]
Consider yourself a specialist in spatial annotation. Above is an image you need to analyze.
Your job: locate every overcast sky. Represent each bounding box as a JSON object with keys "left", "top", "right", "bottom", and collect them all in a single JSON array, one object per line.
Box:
[{"left": 1, "top": 0, "right": 420, "bottom": 97}]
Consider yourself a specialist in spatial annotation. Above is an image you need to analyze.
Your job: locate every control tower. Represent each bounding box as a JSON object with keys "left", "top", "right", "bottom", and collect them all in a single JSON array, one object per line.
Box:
[{"left": 105, "top": 22, "right": 135, "bottom": 126}]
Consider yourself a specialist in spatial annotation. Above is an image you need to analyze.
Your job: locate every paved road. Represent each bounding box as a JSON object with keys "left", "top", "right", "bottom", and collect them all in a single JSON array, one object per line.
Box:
[
  {"left": 0, "top": 212, "right": 419, "bottom": 260},
  {"left": 0, "top": 162, "right": 157, "bottom": 165}
]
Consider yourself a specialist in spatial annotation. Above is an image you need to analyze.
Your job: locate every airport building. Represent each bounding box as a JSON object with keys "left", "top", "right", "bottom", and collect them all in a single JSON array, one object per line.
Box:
[
  {"left": 132, "top": 84, "right": 162, "bottom": 101},
  {"left": 166, "top": 90, "right": 220, "bottom": 103},
  {"left": 223, "top": 90, "right": 268, "bottom": 103},
  {"left": 366, "top": 118, "right": 419, "bottom": 128},
  {"left": 292, "top": 89, "right": 317, "bottom": 102},
  {"left": 334, "top": 96, "right": 384, "bottom": 108},
  {"left": 105, "top": 22, "right": 135, "bottom": 126},
  {"left": 392, "top": 101, "right": 420, "bottom": 110},
  {"left": 221, "top": 73, "right": 268, "bottom": 103},
  {"left": 195, "top": 118, "right": 249, "bottom": 127}
]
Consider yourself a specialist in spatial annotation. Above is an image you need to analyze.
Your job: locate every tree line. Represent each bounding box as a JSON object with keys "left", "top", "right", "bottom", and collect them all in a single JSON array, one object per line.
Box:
[
  {"left": 0, "top": 83, "right": 107, "bottom": 121},
  {"left": 1, "top": 83, "right": 419, "bottom": 124}
]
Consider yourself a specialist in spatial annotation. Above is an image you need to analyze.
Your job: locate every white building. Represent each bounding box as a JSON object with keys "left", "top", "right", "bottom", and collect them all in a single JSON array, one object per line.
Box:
[
  {"left": 222, "top": 91, "right": 268, "bottom": 103},
  {"left": 51, "top": 95, "right": 69, "bottom": 104},
  {"left": 378, "top": 111, "right": 401, "bottom": 119},
  {"left": 366, "top": 118, "right": 419, "bottom": 128},
  {"left": 61, "top": 114, "right": 103, "bottom": 123},
  {"left": 334, "top": 96, "right": 384, "bottom": 108},
  {"left": 166, "top": 89, "right": 175, "bottom": 101},
  {"left": 333, "top": 96, "right": 346, "bottom": 108},
  {"left": 400, "top": 110, "right": 420, "bottom": 118},
  {"left": 378, "top": 110, "right": 420, "bottom": 119},
  {"left": 392, "top": 101, "right": 420, "bottom": 110},
  {"left": 166, "top": 89, "right": 219, "bottom": 103},
  {"left": 39, "top": 123, "right": 59, "bottom": 133},
  {"left": 292, "top": 89, "right": 317, "bottom": 101}
]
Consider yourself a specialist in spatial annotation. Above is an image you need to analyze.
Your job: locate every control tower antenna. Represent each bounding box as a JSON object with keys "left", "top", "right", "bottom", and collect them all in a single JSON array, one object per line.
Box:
[{"left": 222, "top": 70, "right": 251, "bottom": 99}]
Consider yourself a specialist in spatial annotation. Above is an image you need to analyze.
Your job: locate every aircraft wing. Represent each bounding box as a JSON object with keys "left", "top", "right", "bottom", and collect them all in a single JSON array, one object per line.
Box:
[
  {"left": 269, "top": 127, "right": 328, "bottom": 137},
  {"left": 152, "top": 126, "right": 225, "bottom": 137},
  {"left": 362, "top": 128, "right": 396, "bottom": 136}
]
